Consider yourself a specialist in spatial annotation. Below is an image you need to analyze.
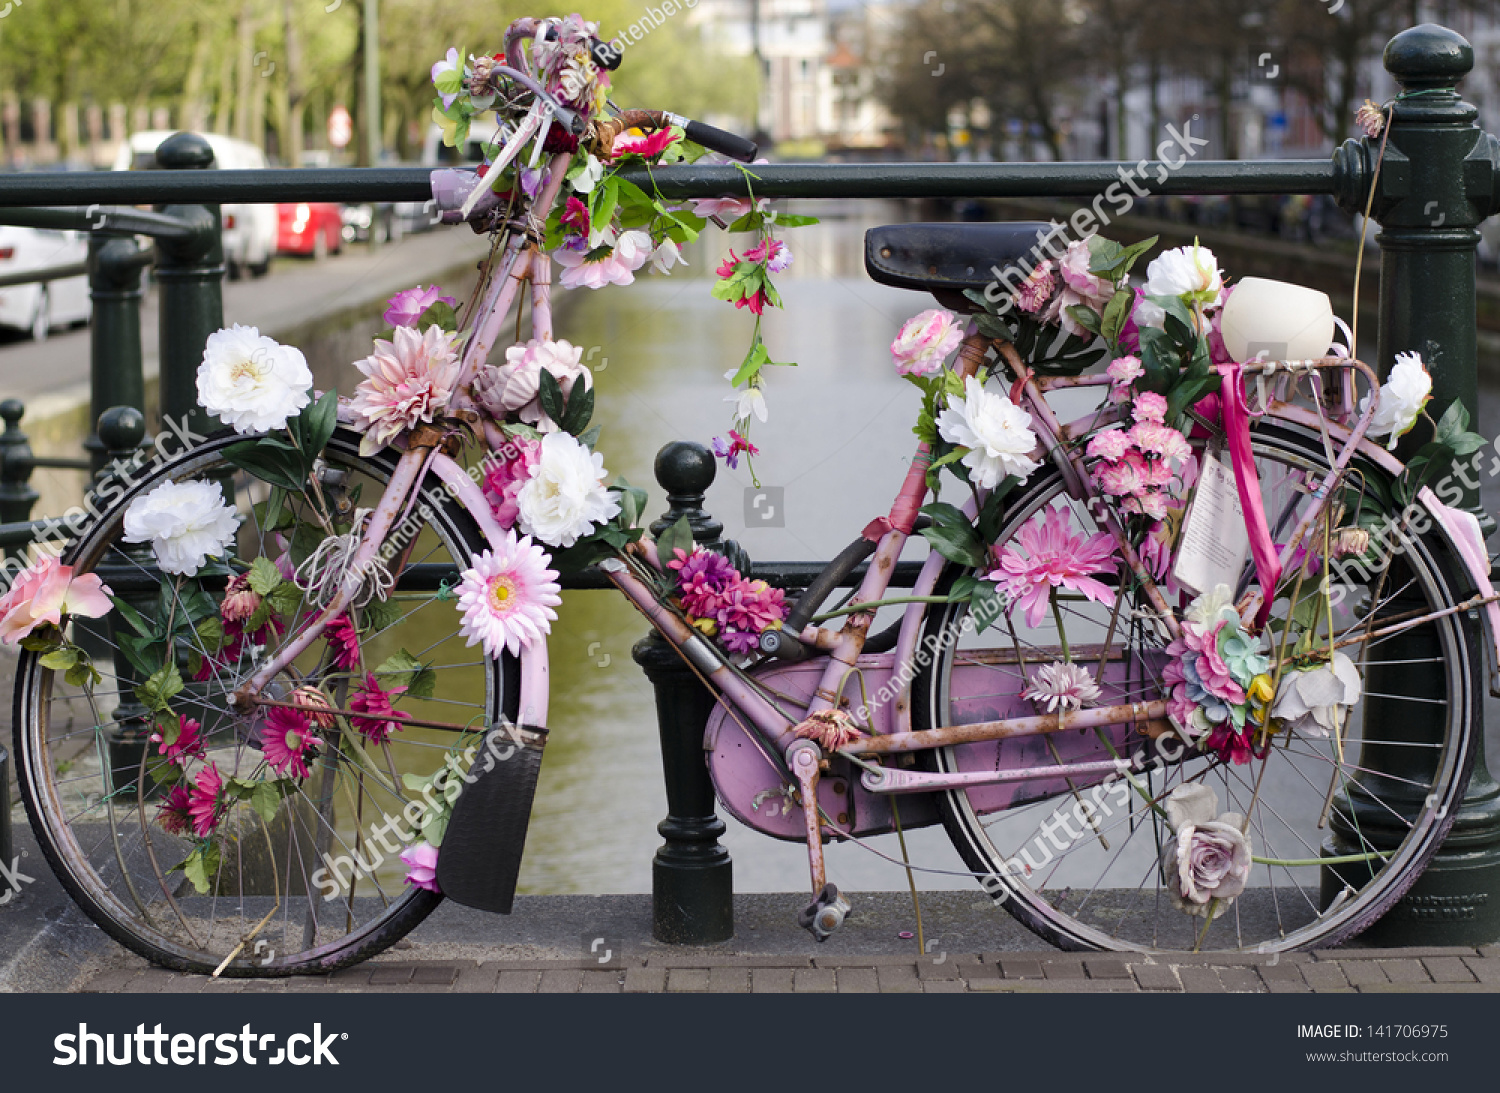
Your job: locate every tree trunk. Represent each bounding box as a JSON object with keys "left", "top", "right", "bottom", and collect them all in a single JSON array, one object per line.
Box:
[
  {"left": 282, "top": 0, "right": 305, "bottom": 167},
  {"left": 235, "top": 1, "right": 255, "bottom": 142}
]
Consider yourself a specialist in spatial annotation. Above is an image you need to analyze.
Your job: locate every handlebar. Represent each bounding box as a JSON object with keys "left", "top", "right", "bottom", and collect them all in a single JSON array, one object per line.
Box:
[{"left": 611, "top": 109, "right": 758, "bottom": 163}]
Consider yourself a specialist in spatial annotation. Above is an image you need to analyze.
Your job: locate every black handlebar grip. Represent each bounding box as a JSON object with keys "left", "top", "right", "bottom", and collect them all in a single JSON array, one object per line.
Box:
[
  {"left": 681, "top": 119, "right": 758, "bottom": 163},
  {"left": 591, "top": 38, "right": 623, "bottom": 70}
]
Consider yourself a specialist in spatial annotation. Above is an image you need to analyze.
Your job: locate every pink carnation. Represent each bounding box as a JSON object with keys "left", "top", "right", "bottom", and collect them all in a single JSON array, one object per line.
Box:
[
  {"left": 1107, "top": 355, "right": 1144, "bottom": 387},
  {"left": 890, "top": 308, "right": 965, "bottom": 376},
  {"left": 1128, "top": 420, "right": 1191, "bottom": 465},
  {"left": 1096, "top": 450, "right": 1148, "bottom": 497},
  {"left": 1085, "top": 429, "right": 1130, "bottom": 463},
  {"left": 1134, "top": 391, "right": 1168, "bottom": 423}
]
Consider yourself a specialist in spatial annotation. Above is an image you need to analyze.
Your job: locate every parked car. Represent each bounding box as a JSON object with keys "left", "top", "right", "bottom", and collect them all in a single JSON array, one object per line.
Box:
[
  {"left": 112, "top": 131, "right": 279, "bottom": 280},
  {"left": 342, "top": 201, "right": 403, "bottom": 245},
  {"left": 0, "top": 224, "right": 91, "bottom": 341},
  {"left": 276, "top": 201, "right": 344, "bottom": 259}
]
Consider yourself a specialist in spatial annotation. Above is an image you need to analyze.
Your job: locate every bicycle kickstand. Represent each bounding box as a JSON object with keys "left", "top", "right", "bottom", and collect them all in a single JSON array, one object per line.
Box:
[{"left": 786, "top": 739, "right": 852, "bottom": 941}]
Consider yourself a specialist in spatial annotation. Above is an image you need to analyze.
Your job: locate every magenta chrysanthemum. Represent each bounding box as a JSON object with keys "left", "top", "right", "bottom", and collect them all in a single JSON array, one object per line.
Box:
[
  {"left": 991, "top": 505, "right": 1118, "bottom": 628},
  {"left": 669, "top": 546, "right": 738, "bottom": 620},
  {"left": 349, "top": 673, "right": 410, "bottom": 744},
  {"left": 326, "top": 614, "right": 361, "bottom": 670},
  {"left": 151, "top": 715, "right": 204, "bottom": 767},
  {"left": 188, "top": 763, "right": 224, "bottom": 838},
  {"left": 156, "top": 785, "right": 194, "bottom": 837},
  {"left": 456, "top": 532, "right": 562, "bottom": 659},
  {"left": 263, "top": 705, "right": 321, "bottom": 779}
]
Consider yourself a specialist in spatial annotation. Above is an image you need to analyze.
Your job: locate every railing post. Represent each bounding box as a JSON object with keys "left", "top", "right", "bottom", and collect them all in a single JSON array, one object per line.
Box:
[
  {"left": 83, "top": 235, "right": 152, "bottom": 474},
  {"left": 152, "top": 132, "right": 224, "bottom": 440},
  {"left": 632, "top": 440, "right": 734, "bottom": 944},
  {"left": 0, "top": 399, "right": 38, "bottom": 536},
  {"left": 1331, "top": 23, "right": 1500, "bottom": 943}
]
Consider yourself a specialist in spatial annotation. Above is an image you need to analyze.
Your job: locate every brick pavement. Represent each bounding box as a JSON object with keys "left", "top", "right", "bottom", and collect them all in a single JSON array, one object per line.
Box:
[{"left": 74, "top": 945, "right": 1500, "bottom": 994}]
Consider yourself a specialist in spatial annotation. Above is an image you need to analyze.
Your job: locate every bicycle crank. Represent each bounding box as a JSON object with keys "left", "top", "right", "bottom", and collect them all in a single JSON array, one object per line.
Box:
[{"left": 787, "top": 739, "right": 854, "bottom": 941}]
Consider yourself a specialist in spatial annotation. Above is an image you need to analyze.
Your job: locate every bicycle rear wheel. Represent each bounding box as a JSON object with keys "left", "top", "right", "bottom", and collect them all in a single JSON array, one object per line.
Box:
[
  {"left": 913, "top": 419, "right": 1477, "bottom": 952},
  {"left": 14, "top": 427, "right": 516, "bottom": 976}
]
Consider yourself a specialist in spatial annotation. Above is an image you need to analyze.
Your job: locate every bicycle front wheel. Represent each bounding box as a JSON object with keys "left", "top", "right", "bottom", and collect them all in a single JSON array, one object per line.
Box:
[
  {"left": 914, "top": 419, "right": 1478, "bottom": 952},
  {"left": 14, "top": 427, "right": 516, "bottom": 976}
]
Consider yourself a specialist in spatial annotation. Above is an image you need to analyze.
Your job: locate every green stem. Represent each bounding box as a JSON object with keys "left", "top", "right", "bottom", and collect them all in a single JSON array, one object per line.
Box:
[
  {"left": 1050, "top": 590, "right": 1070, "bottom": 662},
  {"left": 1254, "top": 852, "right": 1389, "bottom": 867}
]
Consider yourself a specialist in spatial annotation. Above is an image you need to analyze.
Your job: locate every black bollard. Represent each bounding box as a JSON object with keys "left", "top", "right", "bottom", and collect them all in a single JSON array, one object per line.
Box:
[
  {"left": 633, "top": 441, "right": 734, "bottom": 944},
  {"left": 0, "top": 399, "right": 38, "bottom": 534}
]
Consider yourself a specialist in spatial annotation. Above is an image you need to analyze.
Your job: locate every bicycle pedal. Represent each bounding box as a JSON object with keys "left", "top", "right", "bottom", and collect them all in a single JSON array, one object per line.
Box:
[{"left": 798, "top": 883, "right": 852, "bottom": 942}]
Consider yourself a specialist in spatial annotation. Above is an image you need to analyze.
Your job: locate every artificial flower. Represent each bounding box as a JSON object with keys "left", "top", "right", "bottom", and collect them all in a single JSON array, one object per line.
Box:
[
  {"left": 569, "top": 153, "right": 605, "bottom": 194},
  {"left": 1012, "top": 261, "right": 1055, "bottom": 314},
  {"left": 1356, "top": 99, "right": 1387, "bottom": 139},
  {"left": 935, "top": 375, "right": 1041, "bottom": 488},
  {"left": 1127, "top": 420, "right": 1191, "bottom": 466},
  {"left": 123, "top": 479, "right": 240, "bottom": 577},
  {"left": 0, "top": 552, "right": 112, "bottom": 645},
  {"left": 348, "top": 324, "right": 463, "bottom": 456},
  {"left": 891, "top": 308, "right": 965, "bottom": 376},
  {"left": 384, "top": 285, "right": 457, "bottom": 329},
  {"left": 554, "top": 231, "right": 650, "bottom": 289},
  {"left": 325, "top": 614, "right": 361, "bottom": 670},
  {"left": 1023, "top": 661, "right": 1102, "bottom": 713},
  {"left": 745, "top": 238, "right": 792, "bottom": 273},
  {"left": 1106, "top": 355, "right": 1144, "bottom": 388},
  {"left": 991, "top": 505, "right": 1118, "bottom": 628},
  {"left": 456, "top": 533, "right": 563, "bottom": 659},
  {"left": 150, "top": 715, "right": 204, "bottom": 768},
  {"left": 196, "top": 325, "right": 313, "bottom": 435},
  {"left": 401, "top": 842, "right": 441, "bottom": 892},
  {"left": 515, "top": 431, "right": 621, "bottom": 548},
  {"left": 650, "top": 240, "right": 686, "bottom": 274},
  {"left": 188, "top": 762, "right": 225, "bottom": 838},
  {"left": 220, "top": 573, "right": 260, "bottom": 623},
  {"left": 431, "top": 47, "right": 463, "bottom": 109},
  {"left": 1361, "top": 351, "right": 1432, "bottom": 449},
  {"left": 481, "top": 436, "right": 542, "bottom": 529},
  {"left": 1042, "top": 238, "right": 1113, "bottom": 337},
  {"left": 1159, "top": 783, "right": 1253, "bottom": 915},
  {"left": 1134, "top": 391, "right": 1168, "bottom": 423},
  {"left": 670, "top": 546, "right": 739, "bottom": 621},
  {"left": 711, "top": 430, "right": 759, "bottom": 470},
  {"left": 1270, "top": 652, "right": 1362, "bottom": 738},
  {"left": 725, "top": 381, "right": 768, "bottom": 425},
  {"left": 1096, "top": 451, "right": 1148, "bottom": 497},
  {"left": 1141, "top": 244, "right": 1224, "bottom": 310},
  {"left": 156, "top": 785, "right": 195, "bottom": 837},
  {"left": 292, "top": 686, "right": 338, "bottom": 730},
  {"left": 262, "top": 705, "right": 321, "bottom": 780},
  {"left": 610, "top": 126, "right": 680, "bottom": 159},
  {"left": 1085, "top": 428, "right": 1131, "bottom": 463},
  {"left": 349, "top": 673, "right": 410, "bottom": 745}
]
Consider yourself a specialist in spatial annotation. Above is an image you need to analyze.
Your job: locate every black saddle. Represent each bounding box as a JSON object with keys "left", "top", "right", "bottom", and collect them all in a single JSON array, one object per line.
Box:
[{"left": 864, "top": 222, "right": 1053, "bottom": 313}]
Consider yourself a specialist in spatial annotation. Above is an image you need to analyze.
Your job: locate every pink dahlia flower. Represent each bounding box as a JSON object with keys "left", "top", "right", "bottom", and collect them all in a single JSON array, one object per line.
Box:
[
  {"left": 991, "top": 505, "right": 1118, "bottom": 628},
  {"left": 263, "top": 705, "right": 321, "bottom": 779},
  {"left": 669, "top": 547, "right": 738, "bottom": 620},
  {"left": 481, "top": 436, "right": 542, "bottom": 529},
  {"left": 0, "top": 552, "right": 112, "bottom": 646},
  {"left": 188, "top": 763, "right": 225, "bottom": 838},
  {"left": 400, "top": 842, "right": 441, "bottom": 892},
  {"left": 456, "top": 532, "right": 563, "bottom": 659},
  {"left": 383, "top": 284, "right": 458, "bottom": 329},
  {"left": 348, "top": 324, "right": 463, "bottom": 456}
]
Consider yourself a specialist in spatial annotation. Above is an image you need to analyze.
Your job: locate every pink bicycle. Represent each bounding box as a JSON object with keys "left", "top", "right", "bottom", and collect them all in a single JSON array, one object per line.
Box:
[{"left": 9, "top": 14, "right": 1490, "bottom": 972}]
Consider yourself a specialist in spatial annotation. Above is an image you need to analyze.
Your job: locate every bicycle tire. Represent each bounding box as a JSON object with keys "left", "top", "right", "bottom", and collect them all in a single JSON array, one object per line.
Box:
[
  {"left": 14, "top": 427, "right": 518, "bottom": 976},
  {"left": 912, "top": 417, "right": 1478, "bottom": 952}
]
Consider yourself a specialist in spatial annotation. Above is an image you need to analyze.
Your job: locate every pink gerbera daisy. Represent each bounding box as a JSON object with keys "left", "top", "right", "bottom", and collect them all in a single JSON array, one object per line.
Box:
[
  {"left": 188, "top": 763, "right": 225, "bottom": 838},
  {"left": 156, "top": 784, "right": 194, "bottom": 837},
  {"left": 262, "top": 705, "right": 322, "bottom": 780},
  {"left": 326, "top": 614, "right": 361, "bottom": 670},
  {"left": 151, "top": 715, "right": 205, "bottom": 767},
  {"left": 456, "top": 532, "right": 563, "bottom": 659},
  {"left": 349, "top": 673, "right": 410, "bottom": 744},
  {"left": 991, "top": 505, "right": 1118, "bottom": 628}
]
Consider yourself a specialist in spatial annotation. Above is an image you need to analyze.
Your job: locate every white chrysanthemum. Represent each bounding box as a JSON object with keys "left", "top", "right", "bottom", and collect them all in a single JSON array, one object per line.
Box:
[
  {"left": 1184, "top": 583, "right": 1240, "bottom": 629},
  {"left": 1360, "top": 351, "right": 1432, "bottom": 449},
  {"left": 196, "top": 324, "right": 313, "bottom": 434},
  {"left": 935, "top": 376, "right": 1041, "bottom": 488},
  {"left": 516, "top": 431, "right": 621, "bottom": 548},
  {"left": 122, "top": 480, "right": 239, "bottom": 576},
  {"left": 1142, "top": 245, "right": 1223, "bottom": 308},
  {"left": 456, "top": 532, "right": 563, "bottom": 658},
  {"left": 1023, "top": 661, "right": 1101, "bottom": 713}
]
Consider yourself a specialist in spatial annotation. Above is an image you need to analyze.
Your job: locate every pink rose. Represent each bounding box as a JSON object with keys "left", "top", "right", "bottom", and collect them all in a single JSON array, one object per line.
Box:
[
  {"left": 481, "top": 435, "right": 541, "bottom": 529},
  {"left": 891, "top": 308, "right": 965, "bottom": 376},
  {"left": 1168, "top": 821, "right": 1252, "bottom": 909},
  {"left": 400, "top": 842, "right": 441, "bottom": 892},
  {"left": 384, "top": 285, "right": 458, "bottom": 328}
]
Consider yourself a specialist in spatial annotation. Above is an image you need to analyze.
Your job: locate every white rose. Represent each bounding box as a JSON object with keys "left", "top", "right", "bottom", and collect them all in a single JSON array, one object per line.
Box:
[
  {"left": 516, "top": 339, "right": 593, "bottom": 433},
  {"left": 516, "top": 431, "right": 621, "bottom": 548},
  {"left": 196, "top": 324, "right": 313, "bottom": 434},
  {"left": 1142, "top": 245, "right": 1223, "bottom": 309},
  {"left": 1360, "top": 351, "right": 1432, "bottom": 449},
  {"left": 935, "top": 375, "right": 1041, "bottom": 488},
  {"left": 123, "top": 479, "right": 240, "bottom": 576},
  {"left": 1270, "top": 651, "right": 1362, "bottom": 738}
]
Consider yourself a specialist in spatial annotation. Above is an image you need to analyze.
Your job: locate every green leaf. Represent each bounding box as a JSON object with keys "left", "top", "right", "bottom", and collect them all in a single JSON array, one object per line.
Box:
[
  {"left": 559, "top": 381, "right": 595, "bottom": 436},
  {"left": 919, "top": 525, "right": 988, "bottom": 569},
  {"left": 729, "top": 341, "right": 772, "bottom": 388},
  {"left": 19, "top": 629, "right": 62, "bottom": 653},
  {"left": 655, "top": 515, "right": 695, "bottom": 566},
  {"left": 418, "top": 300, "right": 459, "bottom": 333},
  {"left": 976, "top": 480, "right": 1016, "bottom": 544},
  {"left": 250, "top": 781, "right": 282, "bottom": 825},
  {"left": 773, "top": 214, "right": 819, "bottom": 227},
  {"left": 40, "top": 647, "right": 80, "bottom": 671},
  {"left": 1101, "top": 288, "right": 1135, "bottom": 347},
  {"left": 591, "top": 177, "right": 619, "bottom": 240},
  {"left": 358, "top": 596, "right": 402, "bottom": 635},
  {"left": 195, "top": 615, "right": 225, "bottom": 654},
  {"left": 266, "top": 581, "right": 304, "bottom": 620},
  {"left": 65, "top": 659, "right": 101, "bottom": 687},
  {"left": 538, "top": 369, "right": 566, "bottom": 427},
  {"left": 180, "top": 843, "right": 221, "bottom": 895},
  {"left": 1087, "top": 236, "right": 1125, "bottom": 274},
  {"left": 117, "top": 632, "right": 159, "bottom": 678},
  {"left": 224, "top": 441, "right": 305, "bottom": 492},
  {"left": 1112, "top": 235, "right": 1159, "bottom": 278},
  {"left": 433, "top": 66, "right": 464, "bottom": 98},
  {"left": 247, "top": 557, "right": 282, "bottom": 596},
  {"left": 135, "top": 662, "right": 185, "bottom": 715},
  {"left": 614, "top": 479, "right": 649, "bottom": 529},
  {"left": 108, "top": 595, "right": 157, "bottom": 639},
  {"left": 289, "top": 522, "right": 324, "bottom": 569},
  {"left": 374, "top": 649, "right": 436, "bottom": 699},
  {"left": 577, "top": 423, "right": 603, "bottom": 450},
  {"left": 302, "top": 389, "right": 339, "bottom": 458}
]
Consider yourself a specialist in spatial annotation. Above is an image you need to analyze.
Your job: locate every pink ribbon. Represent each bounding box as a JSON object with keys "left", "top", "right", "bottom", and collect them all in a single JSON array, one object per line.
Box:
[{"left": 1218, "top": 363, "right": 1280, "bottom": 628}]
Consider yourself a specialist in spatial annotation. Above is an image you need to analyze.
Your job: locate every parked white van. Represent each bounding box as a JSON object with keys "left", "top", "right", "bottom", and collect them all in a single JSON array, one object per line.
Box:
[{"left": 112, "top": 132, "right": 279, "bottom": 280}]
